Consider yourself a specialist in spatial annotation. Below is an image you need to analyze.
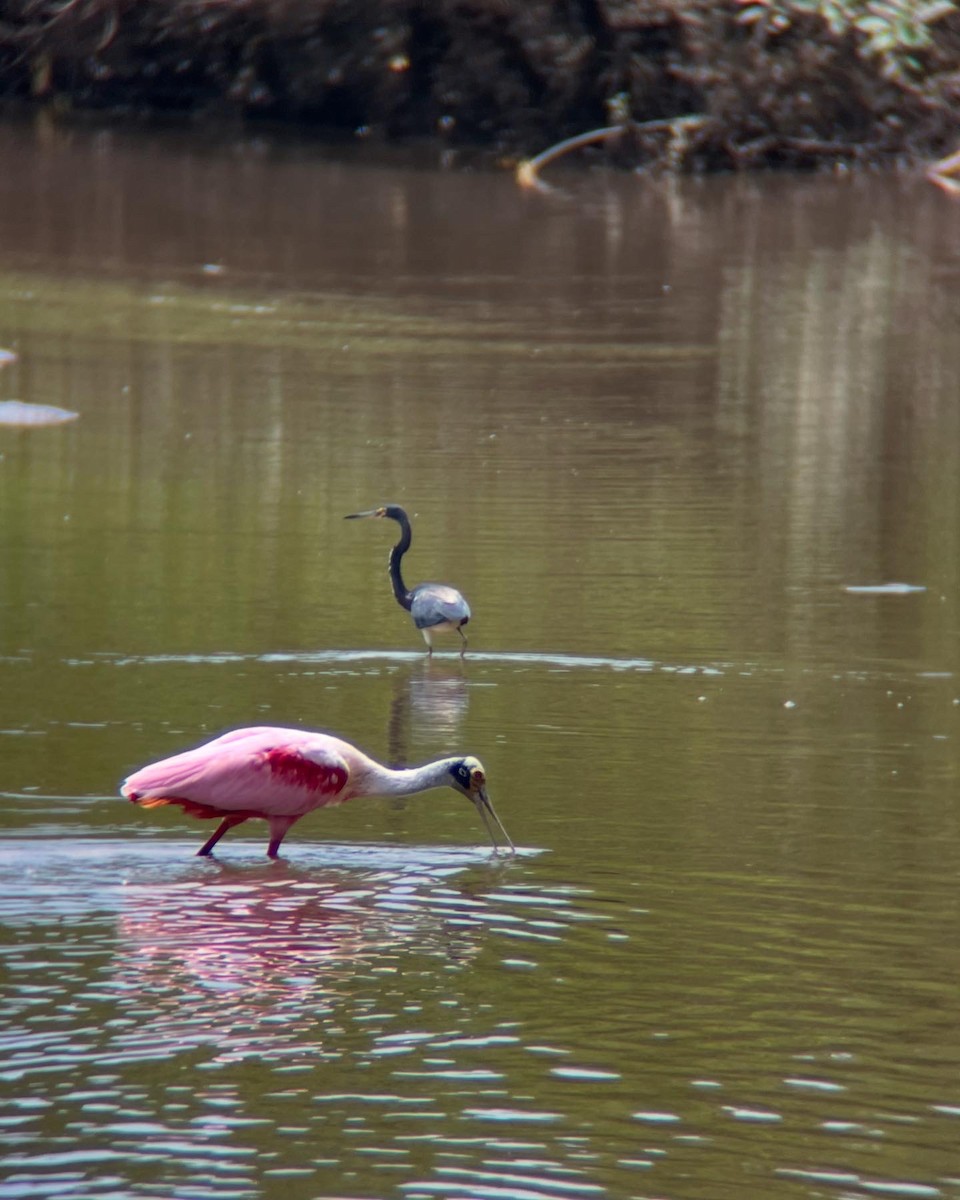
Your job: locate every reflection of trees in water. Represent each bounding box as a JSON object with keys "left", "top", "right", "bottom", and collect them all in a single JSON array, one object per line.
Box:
[
  {"left": 386, "top": 657, "right": 470, "bottom": 767},
  {"left": 114, "top": 869, "right": 482, "bottom": 1060}
]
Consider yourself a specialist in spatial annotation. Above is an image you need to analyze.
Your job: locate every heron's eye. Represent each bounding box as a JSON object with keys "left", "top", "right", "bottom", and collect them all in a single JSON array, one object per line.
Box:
[
  {"left": 470, "top": 768, "right": 485, "bottom": 788},
  {"left": 454, "top": 763, "right": 471, "bottom": 786}
]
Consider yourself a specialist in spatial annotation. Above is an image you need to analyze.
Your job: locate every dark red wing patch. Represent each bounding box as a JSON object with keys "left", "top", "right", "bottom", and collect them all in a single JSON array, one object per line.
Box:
[{"left": 264, "top": 749, "right": 348, "bottom": 795}]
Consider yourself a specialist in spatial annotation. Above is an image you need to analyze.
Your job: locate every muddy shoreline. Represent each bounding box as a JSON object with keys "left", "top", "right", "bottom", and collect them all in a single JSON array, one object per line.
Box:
[{"left": 1, "top": 1, "right": 959, "bottom": 173}]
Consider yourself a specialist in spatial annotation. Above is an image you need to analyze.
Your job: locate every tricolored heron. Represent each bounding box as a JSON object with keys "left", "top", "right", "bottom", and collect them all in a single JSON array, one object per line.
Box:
[
  {"left": 122, "top": 725, "right": 514, "bottom": 857},
  {"left": 345, "top": 504, "right": 472, "bottom": 655}
]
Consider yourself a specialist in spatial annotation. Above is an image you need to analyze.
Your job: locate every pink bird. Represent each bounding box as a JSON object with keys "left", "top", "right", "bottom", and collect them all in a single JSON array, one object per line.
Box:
[{"left": 121, "top": 725, "right": 514, "bottom": 858}]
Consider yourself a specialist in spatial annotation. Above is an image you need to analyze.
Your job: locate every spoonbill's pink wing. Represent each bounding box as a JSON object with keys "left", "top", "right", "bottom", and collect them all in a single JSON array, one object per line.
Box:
[{"left": 121, "top": 727, "right": 351, "bottom": 818}]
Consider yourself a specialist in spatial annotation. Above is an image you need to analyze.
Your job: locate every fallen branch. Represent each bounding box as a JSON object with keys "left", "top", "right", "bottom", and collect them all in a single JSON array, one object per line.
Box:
[
  {"left": 516, "top": 125, "right": 626, "bottom": 191},
  {"left": 927, "top": 145, "right": 960, "bottom": 194},
  {"left": 516, "top": 115, "right": 709, "bottom": 191}
]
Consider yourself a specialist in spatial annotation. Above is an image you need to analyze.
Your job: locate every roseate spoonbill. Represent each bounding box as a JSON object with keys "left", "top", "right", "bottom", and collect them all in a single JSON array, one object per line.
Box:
[
  {"left": 345, "top": 504, "right": 471, "bottom": 655},
  {"left": 121, "top": 725, "right": 513, "bottom": 858}
]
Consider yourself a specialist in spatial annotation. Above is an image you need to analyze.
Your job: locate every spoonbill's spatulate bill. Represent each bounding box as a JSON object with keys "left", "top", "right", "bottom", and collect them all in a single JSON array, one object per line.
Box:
[
  {"left": 345, "top": 504, "right": 471, "bottom": 654},
  {"left": 121, "top": 725, "right": 514, "bottom": 858}
]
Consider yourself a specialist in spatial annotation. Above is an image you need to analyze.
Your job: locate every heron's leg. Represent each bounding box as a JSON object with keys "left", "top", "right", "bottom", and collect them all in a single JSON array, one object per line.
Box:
[
  {"left": 197, "top": 815, "right": 247, "bottom": 856},
  {"left": 457, "top": 625, "right": 468, "bottom": 657},
  {"left": 267, "top": 815, "right": 298, "bottom": 859},
  {"left": 421, "top": 627, "right": 434, "bottom": 656}
]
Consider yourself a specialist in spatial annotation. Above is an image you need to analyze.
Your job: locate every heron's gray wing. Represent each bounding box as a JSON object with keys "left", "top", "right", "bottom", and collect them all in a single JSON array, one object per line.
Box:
[{"left": 411, "top": 584, "right": 471, "bottom": 629}]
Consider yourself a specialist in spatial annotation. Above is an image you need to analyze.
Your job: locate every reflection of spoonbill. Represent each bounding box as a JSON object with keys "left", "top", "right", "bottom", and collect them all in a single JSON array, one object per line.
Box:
[
  {"left": 121, "top": 726, "right": 513, "bottom": 858},
  {"left": 345, "top": 504, "right": 471, "bottom": 655}
]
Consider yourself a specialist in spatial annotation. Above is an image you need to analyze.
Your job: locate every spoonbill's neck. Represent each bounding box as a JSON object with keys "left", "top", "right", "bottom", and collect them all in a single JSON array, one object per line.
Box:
[{"left": 360, "top": 756, "right": 458, "bottom": 799}]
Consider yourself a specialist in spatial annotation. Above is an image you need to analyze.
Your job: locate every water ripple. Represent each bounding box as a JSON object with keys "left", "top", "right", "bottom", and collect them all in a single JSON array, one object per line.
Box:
[{"left": 85, "top": 646, "right": 960, "bottom": 689}]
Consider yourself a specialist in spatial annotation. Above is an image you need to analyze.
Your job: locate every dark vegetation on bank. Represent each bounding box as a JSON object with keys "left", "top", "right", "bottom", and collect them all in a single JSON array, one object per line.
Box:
[{"left": 1, "top": 0, "right": 960, "bottom": 173}]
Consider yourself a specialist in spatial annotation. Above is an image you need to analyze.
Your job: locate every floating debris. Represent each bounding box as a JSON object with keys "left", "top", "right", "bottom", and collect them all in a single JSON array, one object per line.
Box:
[
  {"left": 0, "top": 349, "right": 17, "bottom": 367},
  {"left": 0, "top": 400, "right": 79, "bottom": 427},
  {"left": 844, "top": 583, "right": 926, "bottom": 595}
]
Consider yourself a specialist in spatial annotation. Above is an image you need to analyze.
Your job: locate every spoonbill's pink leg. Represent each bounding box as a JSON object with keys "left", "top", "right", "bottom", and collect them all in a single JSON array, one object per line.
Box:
[
  {"left": 197, "top": 815, "right": 248, "bottom": 857},
  {"left": 267, "top": 816, "right": 298, "bottom": 859}
]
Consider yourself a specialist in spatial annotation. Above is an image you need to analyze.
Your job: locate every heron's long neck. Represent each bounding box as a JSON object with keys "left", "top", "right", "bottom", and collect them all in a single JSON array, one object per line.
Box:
[
  {"left": 363, "top": 757, "right": 457, "bottom": 799},
  {"left": 388, "top": 515, "right": 413, "bottom": 611}
]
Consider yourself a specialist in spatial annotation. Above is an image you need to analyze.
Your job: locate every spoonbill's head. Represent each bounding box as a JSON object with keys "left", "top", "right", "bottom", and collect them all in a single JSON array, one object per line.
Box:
[
  {"left": 449, "top": 756, "right": 486, "bottom": 800},
  {"left": 448, "top": 757, "right": 515, "bottom": 855}
]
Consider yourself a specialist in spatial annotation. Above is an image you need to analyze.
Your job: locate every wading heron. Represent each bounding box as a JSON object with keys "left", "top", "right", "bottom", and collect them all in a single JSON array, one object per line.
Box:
[{"left": 346, "top": 504, "right": 471, "bottom": 655}]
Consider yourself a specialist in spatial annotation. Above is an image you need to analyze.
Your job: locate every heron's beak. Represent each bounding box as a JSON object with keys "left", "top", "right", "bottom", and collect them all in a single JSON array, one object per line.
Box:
[
  {"left": 473, "top": 787, "right": 516, "bottom": 855},
  {"left": 344, "top": 509, "right": 380, "bottom": 520}
]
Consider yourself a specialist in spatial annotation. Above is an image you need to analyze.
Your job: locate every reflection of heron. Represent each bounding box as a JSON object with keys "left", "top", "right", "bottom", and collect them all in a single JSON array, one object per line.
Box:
[
  {"left": 122, "top": 725, "right": 514, "bottom": 858},
  {"left": 388, "top": 659, "right": 471, "bottom": 765},
  {"left": 387, "top": 659, "right": 471, "bottom": 776},
  {"left": 345, "top": 504, "right": 471, "bottom": 655},
  {"left": 410, "top": 660, "right": 470, "bottom": 737}
]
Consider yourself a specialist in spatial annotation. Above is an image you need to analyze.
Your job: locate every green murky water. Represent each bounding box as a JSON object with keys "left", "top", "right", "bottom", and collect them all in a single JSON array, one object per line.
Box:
[{"left": 1, "top": 116, "right": 959, "bottom": 1200}]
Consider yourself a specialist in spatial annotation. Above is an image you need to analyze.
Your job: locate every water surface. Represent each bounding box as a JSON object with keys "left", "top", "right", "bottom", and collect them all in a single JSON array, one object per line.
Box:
[{"left": 1, "top": 116, "right": 959, "bottom": 1200}]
